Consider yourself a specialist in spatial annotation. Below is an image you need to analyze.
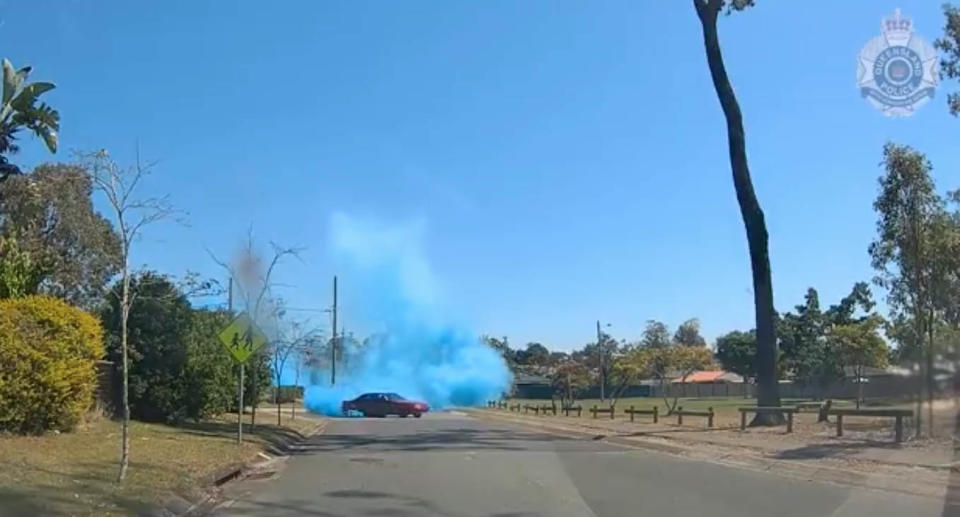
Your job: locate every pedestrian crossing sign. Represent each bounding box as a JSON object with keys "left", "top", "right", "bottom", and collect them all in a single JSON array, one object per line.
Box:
[{"left": 218, "top": 313, "right": 267, "bottom": 363}]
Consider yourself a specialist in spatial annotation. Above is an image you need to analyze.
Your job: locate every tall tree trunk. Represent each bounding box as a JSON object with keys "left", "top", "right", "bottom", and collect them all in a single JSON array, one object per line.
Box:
[
  {"left": 926, "top": 329, "right": 935, "bottom": 437},
  {"left": 117, "top": 265, "right": 130, "bottom": 482},
  {"left": 914, "top": 361, "right": 923, "bottom": 439},
  {"left": 694, "top": 0, "right": 782, "bottom": 425},
  {"left": 250, "top": 359, "right": 258, "bottom": 427},
  {"left": 856, "top": 367, "right": 862, "bottom": 409}
]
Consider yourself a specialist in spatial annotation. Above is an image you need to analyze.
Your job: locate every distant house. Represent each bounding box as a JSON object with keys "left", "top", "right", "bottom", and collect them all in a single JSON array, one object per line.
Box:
[
  {"left": 670, "top": 370, "right": 744, "bottom": 384},
  {"left": 512, "top": 373, "right": 552, "bottom": 399}
]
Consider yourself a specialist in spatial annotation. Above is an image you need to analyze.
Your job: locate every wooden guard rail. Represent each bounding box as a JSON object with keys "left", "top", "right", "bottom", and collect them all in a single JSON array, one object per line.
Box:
[
  {"left": 738, "top": 406, "right": 799, "bottom": 433},
  {"left": 828, "top": 408, "right": 912, "bottom": 443},
  {"left": 624, "top": 406, "right": 658, "bottom": 423},
  {"left": 590, "top": 405, "right": 615, "bottom": 419},
  {"left": 675, "top": 406, "right": 713, "bottom": 427}
]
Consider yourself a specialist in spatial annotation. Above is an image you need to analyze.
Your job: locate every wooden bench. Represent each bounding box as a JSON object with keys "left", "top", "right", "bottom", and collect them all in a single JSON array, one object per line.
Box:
[
  {"left": 827, "top": 408, "right": 912, "bottom": 443},
  {"left": 590, "top": 405, "right": 615, "bottom": 419},
  {"left": 675, "top": 406, "right": 713, "bottom": 427},
  {"left": 738, "top": 406, "right": 799, "bottom": 433},
  {"left": 523, "top": 404, "right": 540, "bottom": 415},
  {"left": 509, "top": 403, "right": 521, "bottom": 413},
  {"left": 624, "top": 405, "right": 658, "bottom": 423},
  {"left": 561, "top": 405, "right": 582, "bottom": 417}
]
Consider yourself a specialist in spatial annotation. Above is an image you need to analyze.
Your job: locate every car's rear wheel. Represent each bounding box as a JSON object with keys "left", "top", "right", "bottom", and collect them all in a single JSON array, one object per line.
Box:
[{"left": 414, "top": 413, "right": 422, "bottom": 418}]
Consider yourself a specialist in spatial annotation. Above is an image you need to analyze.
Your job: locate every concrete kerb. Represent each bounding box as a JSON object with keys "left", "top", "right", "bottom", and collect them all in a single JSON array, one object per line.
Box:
[
  {"left": 154, "top": 418, "right": 329, "bottom": 517},
  {"left": 466, "top": 408, "right": 959, "bottom": 505}
]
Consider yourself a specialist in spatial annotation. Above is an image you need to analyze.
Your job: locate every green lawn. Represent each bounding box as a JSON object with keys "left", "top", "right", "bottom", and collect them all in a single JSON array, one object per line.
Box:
[
  {"left": 0, "top": 410, "right": 321, "bottom": 516},
  {"left": 503, "top": 396, "right": 913, "bottom": 418}
]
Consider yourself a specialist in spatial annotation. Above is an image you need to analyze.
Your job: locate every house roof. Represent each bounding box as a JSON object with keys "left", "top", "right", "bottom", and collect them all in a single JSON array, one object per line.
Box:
[{"left": 671, "top": 370, "right": 743, "bottom": 384}]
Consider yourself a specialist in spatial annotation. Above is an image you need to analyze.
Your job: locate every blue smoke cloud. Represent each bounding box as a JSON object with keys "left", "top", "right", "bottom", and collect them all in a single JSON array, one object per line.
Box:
[{"left": 301, "top": 214, "right": 511, "bottom": 416}]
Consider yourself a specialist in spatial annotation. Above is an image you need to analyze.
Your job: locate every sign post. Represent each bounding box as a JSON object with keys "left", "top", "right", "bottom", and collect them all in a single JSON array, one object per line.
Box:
[{"left": 219, "top": 313, "right": 267, "bottom": 444}]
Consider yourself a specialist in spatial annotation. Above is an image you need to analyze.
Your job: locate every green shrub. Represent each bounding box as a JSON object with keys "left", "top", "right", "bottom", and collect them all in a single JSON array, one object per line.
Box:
[
  {"left": 102, "top": 272, "right": 243, "bottom": 423},
  {"left": 0, "top": 296, "right": 104, "bottom": 434}
]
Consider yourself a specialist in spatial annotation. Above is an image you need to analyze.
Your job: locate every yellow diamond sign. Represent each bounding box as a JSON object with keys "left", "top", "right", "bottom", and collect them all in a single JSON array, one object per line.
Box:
[{"left": 219, "top": 313, "right": 267, "bottom": 363}]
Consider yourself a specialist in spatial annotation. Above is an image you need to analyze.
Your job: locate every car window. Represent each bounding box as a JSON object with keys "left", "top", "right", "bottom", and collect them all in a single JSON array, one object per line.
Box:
[{"left": 386, "top": 393, "right": 406, "bottom": 401}]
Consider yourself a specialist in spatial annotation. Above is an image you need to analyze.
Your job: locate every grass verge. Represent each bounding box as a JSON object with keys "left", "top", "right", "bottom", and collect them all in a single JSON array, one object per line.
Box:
[
  {"left": 507, "top": 396, "right": 914, "bottom": 419},
  {"left": 0, "top": 408, "right": 320, "bottom": 516}
]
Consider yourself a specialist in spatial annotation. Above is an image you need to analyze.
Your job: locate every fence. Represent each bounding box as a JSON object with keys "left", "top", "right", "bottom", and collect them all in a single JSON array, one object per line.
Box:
[{"left": 515, "top": 375, "right": 936, "bottom": 401}]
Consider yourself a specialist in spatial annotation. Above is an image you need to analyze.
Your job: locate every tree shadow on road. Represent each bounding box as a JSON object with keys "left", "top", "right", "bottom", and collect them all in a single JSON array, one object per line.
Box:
[
  {"left": 773, "top": 440, "right": 905, "bottom": 460},
  {"left": 177, "top": 420, "right": 305, "bottom": 452},
  {"left": 291, "top": 427, "right": 581, "bottom": 454},
  {"left": 941, "top": 410, "right": 960, "bottom": 517}
]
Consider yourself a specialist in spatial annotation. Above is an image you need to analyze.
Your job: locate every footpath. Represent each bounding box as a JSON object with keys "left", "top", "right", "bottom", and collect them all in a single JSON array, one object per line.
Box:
[{"left": 467, "top": 406, "right": 959, "bottom": 504}]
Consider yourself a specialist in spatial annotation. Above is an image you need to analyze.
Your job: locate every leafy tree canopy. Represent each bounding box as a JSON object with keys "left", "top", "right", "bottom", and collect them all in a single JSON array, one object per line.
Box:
[
  {"left": 0, "top": 163, "right": 121, "bottom": 308},
  {"left": 715, "top": 329, "right": 756, "bottom": 381},
  {"left": 936, "top": 3, "right": 960, "bottom": 116},
  {"left": 674, "top": 318, "right": 707, "bottom": 347}
]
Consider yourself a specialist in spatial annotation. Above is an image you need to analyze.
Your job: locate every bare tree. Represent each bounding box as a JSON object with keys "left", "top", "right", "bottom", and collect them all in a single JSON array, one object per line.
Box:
[
  {"left": 271, "top": 312, "right": 322, "bottom": 425},
  {"left": 209, "top": 230, "right": 302, "bottom": 426},
  {"left": 78, "top": 149, "right": 175, "bottom": 483}
]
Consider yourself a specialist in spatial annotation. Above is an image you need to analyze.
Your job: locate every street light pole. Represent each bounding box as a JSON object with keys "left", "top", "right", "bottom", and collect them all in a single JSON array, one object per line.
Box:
[
  {"left": 331, "top": 275, "right": 337, "bottom": 386},
  {"left": 596, "top": 321, "right": 612, "bottom": 402},
  {"left": 597, "top": 320, "right": 604, "bottom": 402}
]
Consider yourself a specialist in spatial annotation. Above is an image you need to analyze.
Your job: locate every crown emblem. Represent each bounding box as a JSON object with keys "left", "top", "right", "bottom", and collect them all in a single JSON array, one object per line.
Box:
[{"left": 882, "top": 9, "right": 912, "bottom": 47}]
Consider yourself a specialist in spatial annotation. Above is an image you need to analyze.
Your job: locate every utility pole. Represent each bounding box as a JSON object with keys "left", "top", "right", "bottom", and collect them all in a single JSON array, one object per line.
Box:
[
  {"left": 342, "top": 327, "right": 348, "bottom": 370},
  {"left": 230, "top": 277, "right": 243, "bottom": 445},
  {"left": 331, "top": 275, "right": 337, "bottom": 386},
  {"left": 597, "top": 320, "right": 604, "bottom": 402}
]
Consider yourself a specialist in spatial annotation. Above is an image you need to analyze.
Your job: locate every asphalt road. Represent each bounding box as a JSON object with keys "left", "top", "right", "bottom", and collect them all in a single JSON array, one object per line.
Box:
[{"left": 215, "top": 411, "right": 952, "bottom": 517}]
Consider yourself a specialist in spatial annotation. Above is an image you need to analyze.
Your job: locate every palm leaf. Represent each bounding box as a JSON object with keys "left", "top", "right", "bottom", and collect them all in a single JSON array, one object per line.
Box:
[
  {"left": 11, "top": 103, "right": 60, "bottom": 153},
  {"left": 10, "top": 82, "right": 55, "bottom": 112},
  {"left": 2, "top": 59, "right": 18, "bottom": 107}
]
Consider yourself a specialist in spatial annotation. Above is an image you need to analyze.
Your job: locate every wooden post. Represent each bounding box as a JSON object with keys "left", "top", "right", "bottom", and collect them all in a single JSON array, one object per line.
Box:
[
  {"left": 534, "top": 406, "right": 539, "bottom": 416},
  {"left": 787, "top": 411, "right": 793, "bottom": 433},
  {"left": 740, "top": 410, "right": 747, "bottom": 431},
  {"left": 610, "top": 406, "right": 615, "bottom": 420},
  {"left": 836, "top": 414, "right": 843, "bottom": 437},
  {"left": 630, "top": 406, "right": 635, "bottom": 422},
  {"left": 707, "top": 407, "right": 714, "bottom": 428},
  {"left": 653, "top": 406, "right": 658, "bottom": 423},
  {"left": 895, "top": 415, "right": 903, "bottom": 443},
  {"left": 592, "top": 405, "right": 597, "bottom": 419},
  {"left": 677, "top": 407, "right": 683, "bottom": 426}
]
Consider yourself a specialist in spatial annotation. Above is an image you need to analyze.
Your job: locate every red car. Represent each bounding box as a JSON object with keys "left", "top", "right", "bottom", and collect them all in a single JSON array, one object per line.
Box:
[{"left": 341, "top": 392, "right": 429, "bottom": 418}]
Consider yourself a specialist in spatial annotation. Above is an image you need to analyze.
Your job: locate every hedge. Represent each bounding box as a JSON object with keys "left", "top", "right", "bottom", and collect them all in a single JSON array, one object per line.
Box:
[
  {"left": 0, "top": 296, "right": 104, "bottom": 434},
  {"left": 271, "top": 385, "right": 304, "bottom": 404}
]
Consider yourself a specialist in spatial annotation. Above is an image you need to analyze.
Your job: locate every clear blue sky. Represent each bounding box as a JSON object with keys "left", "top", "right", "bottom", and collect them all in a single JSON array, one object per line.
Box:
[{"left": 2, "top": 1, "right": 956, "bottom": 350}]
